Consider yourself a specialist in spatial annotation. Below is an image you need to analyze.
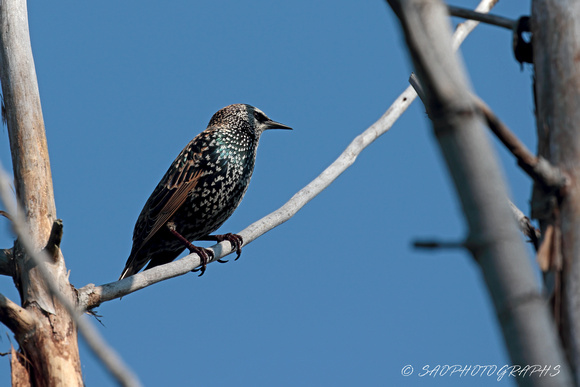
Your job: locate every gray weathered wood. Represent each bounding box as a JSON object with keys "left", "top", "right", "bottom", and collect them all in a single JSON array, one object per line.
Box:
[
  {"left": 0, "top": 0, "right": 142, "bottom": 385},
  {"left": 387, "top": 0, "right": 572, "bottom": 385},
  {"left": 0, "top": 0, "right": 81, "bottom": 385},
  {"left": 533, "top": 0, "right": 580, "bottom": 383}
]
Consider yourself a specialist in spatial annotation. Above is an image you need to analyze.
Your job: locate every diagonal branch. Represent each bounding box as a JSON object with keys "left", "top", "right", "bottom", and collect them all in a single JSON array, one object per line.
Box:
[
  {"left": 78, "top": 0, "right": 502, "bottom": 310},
  {"left": 0, "top": 162, "right": 143, "bottom": 387},
  {"left": 409, "top": 73, "right": 543, "bottom": 249},
  {"left": 410, "top": 72, "right": 567, "bottom": 193},
  {"left": 476, "top": 97, "right": 567, "bottom": 192},
  {"left": 0, "top": 292, "right": 35, "bottom": 337},
  {"left": 78, "top": 84, "right": 417, "bottom": 309}
]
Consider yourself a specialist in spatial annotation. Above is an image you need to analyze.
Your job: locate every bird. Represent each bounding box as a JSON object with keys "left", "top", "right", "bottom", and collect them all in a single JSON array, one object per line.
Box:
[{"left": 119, "top": 104, "right": 291, "bottom": 280}]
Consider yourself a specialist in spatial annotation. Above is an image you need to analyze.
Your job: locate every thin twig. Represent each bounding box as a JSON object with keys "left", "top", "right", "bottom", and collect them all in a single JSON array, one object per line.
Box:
[
  {"left": 410, "top": 73, "right": 567, "bottom": 193},
  {"left": 0, "top": 163, "right": 142, "bottom": 387},
  {"left": 451, "top": 0, "right": 500, "bottom": 50},
  {"left": 78, "top": 0, "right": 501, "bottom": 310},
  {"left": 0, "top": 210, "right": 11, "bottom": 221},
  {"left": 412, "top": 206, "right": 540, "bottom": 251},
  {"left": 411, "top": 72, "right": 543, "bottom": 247},
  {"left": 413, "top": 240, "right": 465, "bottom": 249},
  {"left": 476, "top": 98, "right": 567, "bottom": 191},
  {"left": 448, "top": 5, "right": 517, "bottom": 30}
]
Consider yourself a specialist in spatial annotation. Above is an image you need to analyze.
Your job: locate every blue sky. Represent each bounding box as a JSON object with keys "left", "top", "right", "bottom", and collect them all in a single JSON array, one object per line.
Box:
[{"left": 0, "top": 1, "right": 539, "bottom": 386}]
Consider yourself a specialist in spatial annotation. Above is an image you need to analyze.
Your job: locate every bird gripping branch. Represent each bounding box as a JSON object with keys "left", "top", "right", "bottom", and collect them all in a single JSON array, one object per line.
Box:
[{"left": 119, "top": 104, "right": 291, "bottom": 280}]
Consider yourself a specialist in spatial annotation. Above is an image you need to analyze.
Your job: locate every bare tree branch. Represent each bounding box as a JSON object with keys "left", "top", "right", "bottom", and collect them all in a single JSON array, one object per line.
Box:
[
  {"left": 413, "top": 240, "right": 465, "bottom": 249},
  {"left": 413, "top": 200, "right": 541, "bottom": 252},
  {"left": 0, "top": 0, "right": 143, "bottom": 384},
  {"left": 0, "top": 0, "right": 55, "bottom": 244},
  {"left": 0, "top": 292, "right": 35, "bottom": 337},
  {"left": 410, "top": 73, "right": 543, "bottom": 249},
  {"left": 450, "top": 0, "right": 500, "bottom": 50},
  {"left": 477, "top": 97, "right": 568, "bottom": 191},
  {"left": 78, "top": 0, "right": 502, "bottom": 310},
  {"left": 0, "top": 162, "right": 142, "bottom": 387},
  {"left": 448, "top": 5, "right": 517, "bottom": 30},
  {"left": 410, "top": 72, "right": 567, "bottom": 193},
  {"left": 0, "top": 1, "right": 83, "bottom": 383},
  {"left": 387, "top": 0, "right": 572, "bottom": 385},
  {"left": 77, "top": 84, "right": 417, "bottom": 308},
  {"left": 0, "top": 0, "right": 57, "bottom": 317}
]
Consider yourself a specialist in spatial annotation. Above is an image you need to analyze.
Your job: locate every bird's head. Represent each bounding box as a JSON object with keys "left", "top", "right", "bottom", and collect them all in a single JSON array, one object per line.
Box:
[{"left": 208, "top": 104, "right": 292, "bottom": 137}]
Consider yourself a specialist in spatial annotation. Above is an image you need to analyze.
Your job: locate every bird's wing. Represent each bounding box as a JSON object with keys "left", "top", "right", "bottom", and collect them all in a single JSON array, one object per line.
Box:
[
  {"left": 134, "top": 146, "right": 207, "bottom": 251},
  {"left": 141, "top": 169, "right": 204, "bottom": 247},
  {"left": 120, "top": 130, "right": 229, "bottom": 280},
  {"left": 130, "top": 131, "right": 229, "bottom": 254}
]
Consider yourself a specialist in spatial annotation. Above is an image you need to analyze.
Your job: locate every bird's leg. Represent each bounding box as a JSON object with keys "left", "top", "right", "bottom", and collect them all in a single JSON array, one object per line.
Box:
[
  {"left": 199, "top": 233, "right": 244, "bottom": 263},
  {"left": 166, "top": 223, "right": 213, "bottom": 277}
]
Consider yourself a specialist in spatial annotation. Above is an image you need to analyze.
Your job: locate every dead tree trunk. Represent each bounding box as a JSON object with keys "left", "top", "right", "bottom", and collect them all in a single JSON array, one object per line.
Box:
[
  {"left": 387, "top": 0, "right": 572, "bottom": 385},
  {"left": 532, "top": 0, "right": 580, "bottom": 383},
  {"left": 0, "top": 0, "right": 83, "bottom": 385}
]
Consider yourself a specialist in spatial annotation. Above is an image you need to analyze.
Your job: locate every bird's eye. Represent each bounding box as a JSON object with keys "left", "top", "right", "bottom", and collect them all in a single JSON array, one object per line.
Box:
[{"left": 253, "top": 111, "right": 266, "bottom": 122}]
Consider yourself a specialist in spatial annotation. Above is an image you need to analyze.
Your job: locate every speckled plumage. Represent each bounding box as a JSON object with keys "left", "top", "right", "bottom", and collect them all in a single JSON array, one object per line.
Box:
[{"left": 119, "top": 104, "right": 291, "bottom": 280}]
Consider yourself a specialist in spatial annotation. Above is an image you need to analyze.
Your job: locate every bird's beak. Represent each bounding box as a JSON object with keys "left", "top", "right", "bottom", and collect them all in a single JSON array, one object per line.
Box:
[{"left": 264, "top": 119, "right": 292, "bottom": 130}]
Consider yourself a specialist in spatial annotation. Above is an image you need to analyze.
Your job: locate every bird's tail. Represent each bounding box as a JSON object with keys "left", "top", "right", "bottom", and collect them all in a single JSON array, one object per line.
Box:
[
  {"left": 118, "top": 253, "right": 141, "bottom": 281},
  {"left": 118, "top": 265, "right": 133, "bottom": 281}
]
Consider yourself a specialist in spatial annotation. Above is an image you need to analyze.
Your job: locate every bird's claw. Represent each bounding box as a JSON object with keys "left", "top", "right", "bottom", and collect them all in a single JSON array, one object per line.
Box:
[
  {"left": 189, "top": 246, "right": 214, "bottom": 277},
  {"left": 216, "top": 233, "right": 244, "bottom": 261}
]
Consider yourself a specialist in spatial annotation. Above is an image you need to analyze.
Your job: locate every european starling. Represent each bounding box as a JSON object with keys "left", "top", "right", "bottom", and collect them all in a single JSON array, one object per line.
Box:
[{"left": 119, "top": 104, "right": 291, "bottom": 280}]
